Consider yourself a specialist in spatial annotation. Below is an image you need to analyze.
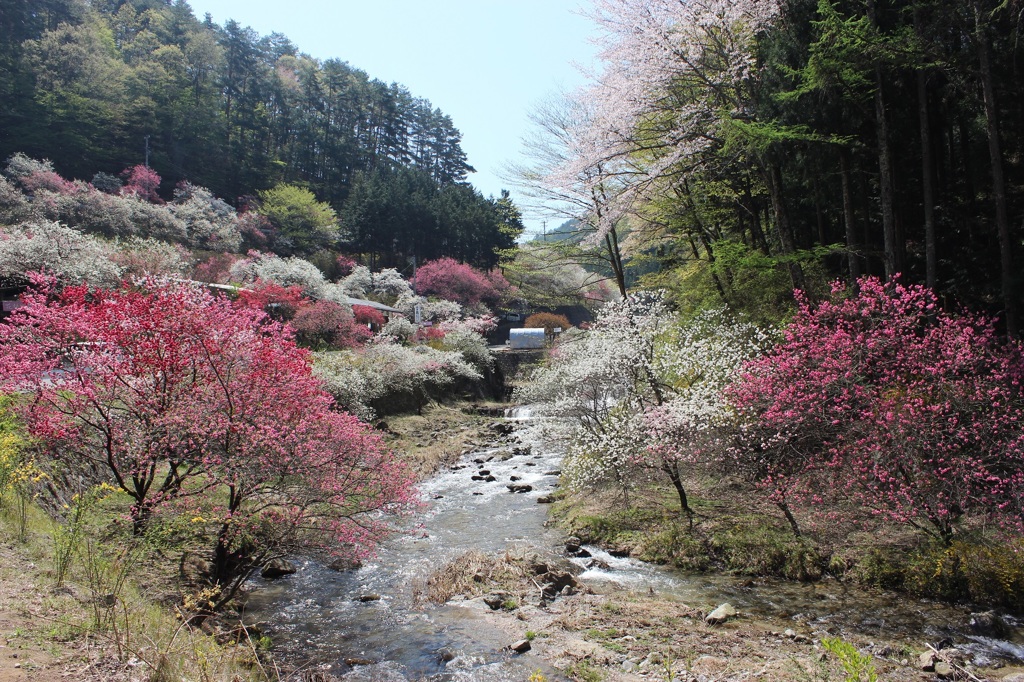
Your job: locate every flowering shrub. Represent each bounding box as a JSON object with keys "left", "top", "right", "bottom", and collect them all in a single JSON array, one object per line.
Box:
[
  {"left": 169, "top": 182, "right": 242, "bottom": 252},
  {"left": 120, "top": 164, "right": 163, "bottom": 203},
  {"left": 520, "top": 292, "right": 766, "bottom": 515},
  {"left": 235, "top": 279, "right": 307, "bottom": 320},
  {"left": 0, "top": 278, "right": 415, "bottom": 604},
  {"left": 315, "top": 340, "right": 482, "bottom": 417},
  {"left": 0, "top": 221, "right": 121, "bottom": 286},
  {"left": 108, "top": 237, "right": 191, "bottom": 278},
  {"left": 729, "top": 277, "right": 1024, "bottom": 540},
  {"left": 229, "top": 251, "right": 329, "bottom": 298},
  {"left": 415, "top": 257, "right": 508, "bottom": 307},
  {"left": 353, "top": 304, "right": 386, "bottom": 328}
]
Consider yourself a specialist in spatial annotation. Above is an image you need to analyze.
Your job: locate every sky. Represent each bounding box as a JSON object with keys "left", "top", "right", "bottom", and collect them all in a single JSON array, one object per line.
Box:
[{"left": 184, "top": 0, "right": 600, "bottom": 239}]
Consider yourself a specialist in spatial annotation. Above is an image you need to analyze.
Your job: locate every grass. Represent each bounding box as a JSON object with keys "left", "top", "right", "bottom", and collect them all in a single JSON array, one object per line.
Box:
[
  {"left": 0, "top": 490, "right": 276, "bottom": 681},
  {"left": 553, "top": 482, "right": 1024, "bottom": 609}
]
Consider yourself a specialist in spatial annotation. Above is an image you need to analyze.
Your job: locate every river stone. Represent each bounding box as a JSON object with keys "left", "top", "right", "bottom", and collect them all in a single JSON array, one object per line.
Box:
[
  {"left": 327, "top": 557, "right": 362, "bottom": 571},
  {"left": 919, "top": 651, "right": 937, "bottom": 671},
  {"left": 356, "top": 593, "right": 381, "bottom": 602},
  {"left": 544, "top": 470, "right": 561, "bottom": 476},
  {"left": 344, "top": 657, "right": 374, "bottom": 667},
  {"left": 506, "top": 639, "right": 531, "bottom": 654},
  {"left": 478, "top": 469, "right": 490, "bottom": 475},
  {"left": 537, "top": 495, "right": 554, "bottom": 503},
  {"left": 565, "top": 537, "right": 582, "bottom": 553},
  {"left": 969, "top": 610, "right": 1010, "bottom": 638},
  {"left": 705, "top": 602, "right": 738, "bottom": 624},
  {"left": 507, "top": 483, "right": 533, "bottom": 493},
  {"left": 934, "top": 660, "right": 953, "bottom": 677},
  {"left": 261, "top": 558, "right": 297, "bottom": 579},
  {"left": 483, "top": 593, "right": 509, "bottom": 610}
]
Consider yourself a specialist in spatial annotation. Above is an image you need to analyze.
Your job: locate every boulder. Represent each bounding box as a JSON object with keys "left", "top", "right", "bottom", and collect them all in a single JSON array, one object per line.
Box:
[
  {"left": 934, "top": 660, "right": 953, "bottom": 678},
  {"left": 483, "top": 593, "right": 510, "bottom": 610},
  {"left": 507, "top": 484, "right": 533, "bottom": 493},
  {"left": 505, "top": 639, "right": 531, "bottom": 654},
  {"left": 327, "top": 557, "right": 362, "bottom": 572},
  {"left": 705, "top": 602, "right": 738, "bottom": 624},
  {"left": 969, "top": 610, "right": 1010, "bottom": 638},
  {"left": 261, "top": 559, "right": 297, "bottom": 579},
  {"left": 565, "top": 537, "right": 582, "bottom": 553},
  {"left": 537, "top": 495, "right": 555, "bottom": 504},
  {"left": 919, "top": 651, "right": 937, "bottom": 672}
]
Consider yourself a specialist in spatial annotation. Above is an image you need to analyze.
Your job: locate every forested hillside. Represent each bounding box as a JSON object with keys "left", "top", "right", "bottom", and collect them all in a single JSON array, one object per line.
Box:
[
  {"left": 0, "top": 0, "right": 520, "bottom": 268},
  {"left": 517, "top": 0, "right": 1024, "bottom": 334}
]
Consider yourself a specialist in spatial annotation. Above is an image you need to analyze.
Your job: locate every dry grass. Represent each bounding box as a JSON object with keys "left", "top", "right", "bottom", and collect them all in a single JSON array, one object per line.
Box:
[
  {"left": 382, "top": 403, "right": 498, "bottom": 478},
  {"left": 422, "top": 549, "right": 540, "bottom": 605}
]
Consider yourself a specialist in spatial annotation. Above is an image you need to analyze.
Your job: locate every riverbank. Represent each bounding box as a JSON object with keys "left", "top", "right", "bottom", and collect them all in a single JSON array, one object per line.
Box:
[
  {"left": 428, "top": 546, "right": 1024, "bottom": 681},
  {"left": 0, "top": 401, "right": 506, "bottom": 682}
]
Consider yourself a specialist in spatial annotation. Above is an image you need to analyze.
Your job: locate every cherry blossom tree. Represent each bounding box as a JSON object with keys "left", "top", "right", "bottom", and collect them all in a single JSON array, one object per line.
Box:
[
  {"left": 520, "top": 291, "right": 765, "bottom": 516},
  {"left": 729, "top": 277, "right": 1024, "bottom": 540},
  {"left": 0, "top": 278, "right": 415, "bottom": 602}
]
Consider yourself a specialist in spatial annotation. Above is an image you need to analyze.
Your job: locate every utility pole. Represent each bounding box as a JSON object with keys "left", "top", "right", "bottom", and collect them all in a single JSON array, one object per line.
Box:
[{"left": 144, "top": 135, "right": 150, "bottom": 168}]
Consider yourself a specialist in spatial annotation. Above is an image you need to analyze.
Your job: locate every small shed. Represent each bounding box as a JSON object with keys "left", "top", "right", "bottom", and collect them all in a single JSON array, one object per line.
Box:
[{"left": 509, "top": 327, "right": 546, "bottom": 350}]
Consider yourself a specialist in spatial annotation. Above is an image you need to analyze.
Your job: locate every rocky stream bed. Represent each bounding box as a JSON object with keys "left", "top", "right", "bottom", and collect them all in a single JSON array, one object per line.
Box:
[{"left": 242, "top": 407, "right": 1024, "bottom": 682}]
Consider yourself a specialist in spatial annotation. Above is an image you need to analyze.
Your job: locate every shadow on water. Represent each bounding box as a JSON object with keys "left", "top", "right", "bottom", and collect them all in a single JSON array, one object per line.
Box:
[{"left": 244, "top": 406, "right": 1024, "bottom": 678}]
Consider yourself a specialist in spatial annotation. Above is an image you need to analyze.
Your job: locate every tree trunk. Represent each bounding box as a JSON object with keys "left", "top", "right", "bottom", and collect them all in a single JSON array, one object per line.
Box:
[
  {"left": 974, "top": 2, "right": 1019, "bottom": 338},
  {"left": 868, "top": 0, "right": 901, "bottom": 280},
  {"left": 839, "top": 150, "right": 861, "bottom": 283},
  {"left": 663, "top": 460, "right": 694, "bottom": 529},
  {"left": 778, "top": 501, "right": 801, "bottom": 538},
  {"left": 765, "top": 163, "right": 808, "bottom": 293},
  {"left": 605, "top": 227, "right": 628, "bottom": 300},
  {"left": 916, "top": 11, "right": 938, "bottom": 291}
]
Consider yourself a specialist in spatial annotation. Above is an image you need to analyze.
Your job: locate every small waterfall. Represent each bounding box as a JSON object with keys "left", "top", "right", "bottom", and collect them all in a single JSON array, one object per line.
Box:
[{"left": 502, "top": 405, "right": 533, "bottom": 420}]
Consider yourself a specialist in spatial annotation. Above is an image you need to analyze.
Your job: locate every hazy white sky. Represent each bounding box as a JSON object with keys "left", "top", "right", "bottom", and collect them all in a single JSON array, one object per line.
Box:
[{"left": 185, "top": 0, "right": 599, "bottom": 238}]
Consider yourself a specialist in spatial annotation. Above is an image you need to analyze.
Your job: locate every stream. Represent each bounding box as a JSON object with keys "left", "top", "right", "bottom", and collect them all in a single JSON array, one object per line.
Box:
[{"left": 243, "top": 407, "right": 1024, "bottom": 680}]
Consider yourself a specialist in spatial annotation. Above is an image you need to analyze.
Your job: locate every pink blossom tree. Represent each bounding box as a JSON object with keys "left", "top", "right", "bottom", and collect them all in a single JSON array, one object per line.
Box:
[
  {"left": 729, "top": 277, "right": 1024, "bottom": 541},
  {"left": 120, "top": 164, "right": 163, "bottom": 203},
  {"left": 0, "top": 278, "right": 415, "bottom": 603},
  {"left": 415, "top": 257, "right": 508, "bottom": 308}
]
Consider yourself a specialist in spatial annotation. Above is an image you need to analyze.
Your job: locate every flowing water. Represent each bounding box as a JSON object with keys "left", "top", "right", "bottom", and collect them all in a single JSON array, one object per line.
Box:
[{"left": 244, "top": 407, "right": 1024, "bottom": 680}]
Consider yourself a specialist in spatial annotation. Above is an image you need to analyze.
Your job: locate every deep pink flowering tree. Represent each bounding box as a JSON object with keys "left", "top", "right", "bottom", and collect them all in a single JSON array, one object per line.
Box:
[
  {"left": 729, "top": 277, "right": 1024, "bottom": 541},
  {"left": 415, "top": 257, "right": 508, "bottom": 308},
  {"left": 0, "top": 278, "right": 416, "bottom": 603},
  {"left": 120, "top": 164, "right": 163, "bottom": 203}
]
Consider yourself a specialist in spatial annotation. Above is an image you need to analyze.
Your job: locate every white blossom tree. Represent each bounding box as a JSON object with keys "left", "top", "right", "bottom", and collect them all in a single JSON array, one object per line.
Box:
[{"left": 519, "top": 291, "right": 767, "bottom": 518}]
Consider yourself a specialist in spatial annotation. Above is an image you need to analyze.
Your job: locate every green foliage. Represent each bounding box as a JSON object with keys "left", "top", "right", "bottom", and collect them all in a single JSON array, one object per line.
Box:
[
  {"left": 821, "top": 637, "right": 878, "bottom": 682},
  {"left": 850, "top": 537, "right": 1024, "bottom": 610},
  {"left": 564, "top": 659, "right": 604, "bottom": 682},
  {"left": 257, "top": 183, "right": 339, "bottom": 256},
  {"left": 51, "top": 484, "right": 120, "bottom": 588}
]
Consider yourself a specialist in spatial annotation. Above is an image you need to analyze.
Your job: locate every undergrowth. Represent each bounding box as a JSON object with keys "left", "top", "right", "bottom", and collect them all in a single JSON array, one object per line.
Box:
[{"left": 554, "top": 486, "right": 1024, "bottom": 609}]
